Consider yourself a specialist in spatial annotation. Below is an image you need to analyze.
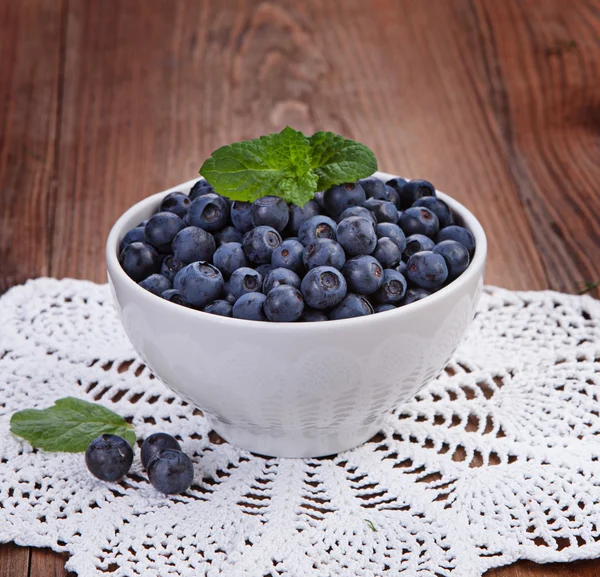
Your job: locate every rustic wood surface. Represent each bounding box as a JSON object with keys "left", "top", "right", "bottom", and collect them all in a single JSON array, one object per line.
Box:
[{"left": 1, "top": 0, "right": 599, "bottom": 575}]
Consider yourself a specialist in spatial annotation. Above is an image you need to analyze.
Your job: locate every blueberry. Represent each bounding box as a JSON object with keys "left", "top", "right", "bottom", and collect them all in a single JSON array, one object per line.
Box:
[
  {"left": 403, "top": 234, "right": 435, "bottom": 261},
  {"left": 300, "top": 266, "right": 347, "bottom": 310},
  {"left": 323, "top": 182, "right": 366, "bottom": 219},
  {"left": 161, "top": 289, "right": 188, "bottom": 306},
  {"left": 287, "top": 200, "right": 320, "bottom": 235},
  {"left": 375, "top": 222, "right": 406, "bottom": 253},
  {"left": 413, "top": 197, "right": 454, "bottom": 228},
  {"left": 159, "top": 191, "right": 191, "bottom": 218},
  {"left": 271, "top": 239, "right": 305, "bottom": 275},
  {"left": 203, "top": 299, "right": 233, "bottom": 317},
  {"left": 172, "top": 226, "right": 216, "bottom": 264},
  {"left": 373, "top": 269, "right": 408, "bottom": 304},
  {"left": 243, "top": 226, "right": 282, "bottom": 264},
  {"left": 399, "top": 207, "right": 439, "bottom": 238},
  {"left": 358, "top": 176, "right": 388, "bottom": 200},
  {"left": 119, "top": 242, "right": 161, "bottom": 282},
  {"left": 401, "top": 287, "right": 431, "bottom": 305},
  {"left": 231, "top": 201, "right": 254, "bottom": 233},
  {"left": 251, "top": 196, "right": 289, "bottom": 232},
  {"left": 336, "top": 216, "right": 377, "bottom": 256},
  {"left": 363, "top": 198, "right": 399, "bottom": 224},
  {"left": 303, "top": 239, "right": 346, "bottom": 271},
  {"left": 385, "top": 177, "right": 407, "bottom": 192},
  {"left": 139, "top": 273, "right": 171, "bottom": 296},
  {"left": 433, "top": 240, "right": 470, "bottom": 280},
  {"left": 396, "top": 261, "right": 407, "bottom": 276},
  {"left": 263, "top": 267, "right": 301, "bottom": 294},
  {"left": 384, "top": 185, "right": 401, "bottom": 209},
  {"left": 119, "top": 226, "right": 146, "bottom": 254},
  {"left": 189, "top": 179, "right": 215, "bottom": 201},
  {"left": 214, "top": 226, "right": 243, "bottom": 246},
  {"left": 374, "top": 303, "right": 396, "bottom": 313},
  {"left": 232, "top": 292, "right": 267, "bottom": 321},
  {"left": 187, "top": 194, "right": 229, "bottom": 232},
  {"left": 147, "top": 449, "right": 194, "bottom": 494},
  {"left": 298, "top": 215, "right": 337, "bottom": 246},
  {"left": 160, "top": 256, "right": 184, "bottom": 283},
  {"left": 174, "top": 262, "right": 224, "bottom": 308},
  {"left": 229, "top": 267, "right": 264, "bottom": 299},
  {"left": 213, "top": 242, "right": 248, "bottom": 278},
  {"left": 313, "top": 190, "right": 326, "bottom": 211},
  {"left": 264, "top": 285, "right": 304, "bottom": 322},
  {"left": 144, "top": 212, "right": 185, "bottom": 252},
  {"left": 300, "top": 308, "right": 329, "bottom": 322},
  {"left": 141, "top": 432, "right": 182, "bottom": 470},
  {"left": 401, "top": 179, "right": 436, "bottom": 208},
  {"left": 338, "top": 206, "right": 378, "bottom": 227},
  {"left": 342, "top": 255, "right": 384, "bottom": 295},
  {"left": 255, "top": 264, "right": 275, "bottom": 279},
  {"left": 406, "top": 251, "right": 448, "bottom": 290},
  {"left": 436, "top": 225, "right": 476, "bottom": 256},
  {"left": 372, "top": 237, "right": 402, "bottom": 268},
  {"left": 329, "top": 293, "right": 373, "bottom": 320},
  {"left": 85, "top": 434, "right": 133, "bottom": 482}
]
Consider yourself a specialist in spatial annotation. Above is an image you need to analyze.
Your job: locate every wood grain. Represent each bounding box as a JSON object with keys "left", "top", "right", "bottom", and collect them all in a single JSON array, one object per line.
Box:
[
  {"left": 1, "top": 0, "right": 600, "bottom": 576},
  {"left": 0, "top": 544, "right": 28, "bottom": 577}
]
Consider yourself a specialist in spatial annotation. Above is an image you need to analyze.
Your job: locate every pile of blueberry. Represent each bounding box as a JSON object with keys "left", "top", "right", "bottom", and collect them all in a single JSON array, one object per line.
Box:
[
  {"left": 85, "top": 432, "right": 193, "bottom": 494},
  {"left": 118, "top": 176, "right": 475, "bottom": 321}
]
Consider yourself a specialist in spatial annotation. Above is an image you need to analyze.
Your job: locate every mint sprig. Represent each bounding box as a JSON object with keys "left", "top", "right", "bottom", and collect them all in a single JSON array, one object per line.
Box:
[
  {"left": 10, "top": 397, "right": 136, "bottom": 452},
  {"left": 199, "top": 127, "right": 377, "bottom": 207}
]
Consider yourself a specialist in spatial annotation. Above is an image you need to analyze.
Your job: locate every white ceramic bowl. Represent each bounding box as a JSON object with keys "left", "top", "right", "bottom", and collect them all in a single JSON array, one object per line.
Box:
[{"left": 106, "top": 172, "right": 487, "bottom": 457}]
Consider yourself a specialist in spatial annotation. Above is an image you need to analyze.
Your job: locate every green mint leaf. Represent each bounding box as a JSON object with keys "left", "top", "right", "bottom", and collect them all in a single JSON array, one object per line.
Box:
[
  {"left": 309, "top": 131, "right": 377, "bottom": 191},
  {"left": 10, "top": 397, "right": 136, "bottom": 452}
]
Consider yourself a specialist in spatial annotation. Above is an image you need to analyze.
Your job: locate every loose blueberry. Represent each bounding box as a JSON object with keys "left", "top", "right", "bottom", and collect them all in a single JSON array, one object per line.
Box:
[
  {"left": 174, "top": 262, "right": 224, "bottom": 309},
  {"left": 300, "top": 266, "right": 347, "bottom": 310},
  {"left": 436, "top": 225, "right": 476, "bottom": 256},
  {"left": 298, "top": 215, "right": 337, "bottom": 246},
  {"left": 375, "top": 222, "right": 406, "bottom": 253},
  {"left": 287, "top": 200, "right": 320, "bottom": 235},
  {"left": 271, "top": 239, "right": 305, "bottom": 275},
  {"left": 139, "top": 273, "right": 171, "bottom": 296},
  {"left": 336, "top": 216, "right": 377, "bottom": 256},
  {"left": 300, "top": 308, "right": 329, "bottom": 322},
  {"left": 231, "top": 201, "right": 254, "bottom": 233},
  {"left": 338, "top": 206, "right": 377, "bottom": 227},
  {"left": 358, "top": 176, "right": 388, "bottom": 200},
  {"left": 263, "top": 267, "right": 301, "bottom": 294},
  {"left": 171, "top": 226, "right": 216, "bottom": 264},
  {"left": 396, "top": 261, "right": 407, "bottom": 276},
  {"left": 251, "top": 196, "right": 290, "bottom": 232},
  {"left": 214, "top": 226, "right": 243, "bottom": 246},
  {"left": 229, "top": 267, "right": 264, "bottom": 299},
  {"left": 203, "top": 299, "right": 233, "bottom": 317},
  {"left": 141, "top": 432, "right": 182, "bottom": 470},
  {"left": 160, "top": 256, "right": 184, "bottom": 283},
  {"left": 189, "top": 179, "right": 215, "bottom": 200},
  {"left": 406, "top": 251, "right": 448, "bottom": 290},
  {"left": 384, "top": 184, "right": 401, "bottom": 209},
  {"left": 401, "top": 287, "right": 431, "bottom": 305},
  {"left": 399, "top": 207, "right": 439, "bottom": 238},
  {"left": 232, "top": 292, "right": 267, "bottom": 321},
  {"left": 85, "top": 434, "right": 133, "bottom": 482},
  {"left": 342, "top": 255, "right": 384, "bottom": 295},
  {"left": 413, "top": 196, "right": 454, "bottom": 228},
  {"left": 147, "top": 449, "right": 194, "bottom": 495},
  {"left": 303, "top": 239, "right": 346, "bottom": 271},
  {"left": 400, "top": 179, "right": 436, "bottom": 208},
  {"left": 119, "top": 226, "right": 146, "bottom": 254},
  {"left": 159, "top": 191, "right": 191, "bottom": 218},
  {"left": 363, "top": 198, "right": 399, "bottom": 224},
  {"left": 403, "top": 234, "right": 435, "bottom": 261},
  {"left": 161, "top": 289, "right": 188, "bottom": 306},
  {"left": 313, "top": 190, "right": 326, "bottom": 212},
  {"left": 373, "top": 303, "right": 396, "bottom": 313},
  {"left": 243, "top": 226, "right": 282, "bottom": 264},
  {"left": 119, "top": 242, "right": 161, "bottom": 282},
  {"left": 323, "top": 182, "right": 366, "bottom": 219},
  {"left": 433, "top": 240, "right": 470, "bottom": 280},
  {"left": 329, "top": 293, "right": 373, "bottom": 320},
  {"left": 373, "top": 269, "right": 408, "bottom": 304},
  {"left": 255, "top": 263, "right": 275, "bottom": 279},
  {"left": 264, "top": 285, "right": 304, "bottom": 322},
  {"left": 145, "top": 212, "right": 185, "bottom": 252},
  {"left": 372, "top": 237, "right": 402, "bottom": 268},
  {"left": 187, "top": 194, "right": 229, "bottom": 232},
  {"left": 213, "top": 242, "right": 248, "bottom": 278}
]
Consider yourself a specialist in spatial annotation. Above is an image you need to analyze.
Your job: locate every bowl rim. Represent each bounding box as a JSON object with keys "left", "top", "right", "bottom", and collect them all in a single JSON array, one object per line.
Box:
[{"left": 106, "top": 172, "right": 487, "bottom": 330}]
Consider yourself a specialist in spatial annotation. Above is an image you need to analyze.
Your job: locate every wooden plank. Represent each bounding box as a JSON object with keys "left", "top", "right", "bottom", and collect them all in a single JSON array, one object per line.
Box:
[
  {"left": 0, "top": 544, "right": 28, "bottom": 577},
  {"left": 29, "top": 549, "right": 74, "bottom": 577},
  {"left": 486, "top": 559, "right": 600, "bottom": 577}
]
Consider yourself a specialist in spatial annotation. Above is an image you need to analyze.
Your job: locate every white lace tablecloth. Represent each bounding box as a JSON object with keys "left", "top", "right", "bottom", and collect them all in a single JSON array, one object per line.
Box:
[{"left": 1, "top": 278, "right": 600, "bottom": 577}]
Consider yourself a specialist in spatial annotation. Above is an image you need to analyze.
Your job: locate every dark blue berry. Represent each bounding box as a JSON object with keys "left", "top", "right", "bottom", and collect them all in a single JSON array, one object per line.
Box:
[
  {"left": 336, "top": 216, "right": 377, "bottom": 256},
  {"left": 363, "top": 198, "right": 399, "bottom": 224},
  {"left": 300, "top": 308, "right": 329, "bottom": 322},
  {"left": 213, "top": 242, "right": 248, "bottom": 278},
  {"left": 229, "top": 267, "right": 263, "bottom": 299},
  {"left": 161, "top": 289, "right": 188, "bottom": 306},
  {"left": 264, "top": 285, "right": 304, "bottom": 322},
  {"left": 214, "top": 226, "right": 243, "bottom": 246},
  {"left": 401, "top": 287, "right": 431, "bottom": 305},
  {"left": 373, "top": 269, "right": 408, "bottom": 304},
  {"left": 396, "top": 261, "right": 407, "bottom": 276},
  {"left": 399, "top": 207, "right": 439, "bottom": 238},
  {"left": 243, "top": 226, "right": 282, "bottom": 264},
  {"left": 174, "top": 262, "right": 224, "bottom": 308},
  {"left": 303, "top": 239, "right": 346, "bottom": 271},
  {"left": 433, "top": 240, "right": 470, "bottom": 280},
  {"left": 313, "top": 190, "right": 326, "bottom": 212},
  {"left": 119, "top": 242, "right": 161, "bottom": 282},
  {"left": 139, "top": 274, "right": 171, "bottom": 296},
  {"left": 159, "top": 191, "right": 191, "bottom": 218},
  {"left": 263, "top": 267, "right": 301, "bottom": 294},
  {"left": 406, "top": 251, "right": 448, "bottom": 290},
  {"left": 403, "top": 234, "right": 435, "bottom": 261},
  {"left": 119, "top": 226, "right": 146, "bottom": 254},
  {"left": 141, "top": 432, "right": 182, "bottom": 470},
  {"left": 338, "top": 206, "right": 377, "bottom": 227},
  {"left": 85, "top": 434, "right": 133, "bottom": 482},
  {"left": 160, "top": 256, "right": 184, "bottom": 283},
  {"left": 375, "top": 222, "right": 406, "bottom": 253},
  {"left": 323, "top": 182, "right": 366, "bottom": 219},
  {"left": 358, "top": 177, "right": 388, "bottom": 200},
  {"left": 147, "top": 449, "right": 194, "bottom": 494},
  {"left": 255, "top": 264, "right": 274, "bottom": 279},
  {"left": 171, "top": 226, "right": 216, "bottom": 264},
  {"left": 189, "top": 179, "right": 215, "bottom": 200},
  {"left": 145, "top": 212, "right": 185, "bottom": 252},
  {"left": 399, "top": 179, "right": 436, "bottom": 208},
  {"left": 436, "top": 225, "right": 476, "bottom": 256},
  {"left": 413, "top": 197, "right": 454, "bottom": 228},
  {"left": 329, "top": 293, "right": 373, "bottom": 320},
  {"left": 203, "top": 299, "right": 233, "bottom": 317},
  {"left": 342, "top": 255, "right": 384, "bottom": 295},
  {"left": 384, "top": 185, "right": 401, "bottom": 209},
  {"left": 232, "top": 292, "right": 267, "bottom": 321},
  {"left": 300, "top": 266, "right": 347, "bottom": 310},
  {"left": 251, "top": 196, "right": 290, "bottom": 232},
  {"left": 373, "top": 237, "right": 402, "bottom": 268},
  {"left": 374, "top": 303, "right": 396, "bottom": 313},
  {"left": 287, "top": 200, "right": 320, "bottom": 235},
  {"left": 187, "top": 194, "right": 229, "bottom": 232},
  {"left": 298, "top": 215, "right": 337, "bottom": 246},
  {"left": 231, "top": 201, "right": 254, "bottom": 233},
  {"left": 271, "top": 239, "right": 305, "bottom": 275}
]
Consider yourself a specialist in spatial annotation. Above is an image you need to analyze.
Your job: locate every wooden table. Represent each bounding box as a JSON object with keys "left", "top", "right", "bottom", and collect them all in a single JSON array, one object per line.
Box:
[{"left": 1, "top": 1, "right": 599, "bottom": 575}]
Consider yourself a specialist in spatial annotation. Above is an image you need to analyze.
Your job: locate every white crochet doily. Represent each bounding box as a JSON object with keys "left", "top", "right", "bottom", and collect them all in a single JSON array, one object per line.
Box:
[{"left": 1, "top": 278, "right": 600, "bottom": 577}]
